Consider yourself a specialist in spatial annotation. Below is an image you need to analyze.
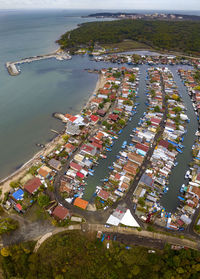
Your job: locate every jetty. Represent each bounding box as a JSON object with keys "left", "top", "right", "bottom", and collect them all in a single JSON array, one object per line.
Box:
[{"left": 6, "top": 51, "right": 72, "bottom": 76}]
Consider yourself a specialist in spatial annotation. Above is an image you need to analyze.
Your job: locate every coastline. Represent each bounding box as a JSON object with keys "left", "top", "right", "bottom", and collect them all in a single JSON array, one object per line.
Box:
[{"left": 0, "top": 71, "right": 104, "bottom": 199}]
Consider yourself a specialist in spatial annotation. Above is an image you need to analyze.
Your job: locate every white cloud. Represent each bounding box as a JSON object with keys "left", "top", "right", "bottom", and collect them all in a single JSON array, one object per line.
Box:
[{"left": 0, "top": 0, "right": 199, "bottom": 10}]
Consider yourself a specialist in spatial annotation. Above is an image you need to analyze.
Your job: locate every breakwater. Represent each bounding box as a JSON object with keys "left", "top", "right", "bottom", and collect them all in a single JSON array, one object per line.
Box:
[{"left": 6, "top": 51, "right": 71, "bottom": 76}]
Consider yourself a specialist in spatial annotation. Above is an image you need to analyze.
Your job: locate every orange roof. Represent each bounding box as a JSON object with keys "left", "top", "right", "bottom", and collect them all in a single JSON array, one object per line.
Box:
[
  {"left": 65, "top": 113, "right": 72, "bottom": 119},
  {"left": 74, "top": 197, "right": 88, "bottom": 210}
]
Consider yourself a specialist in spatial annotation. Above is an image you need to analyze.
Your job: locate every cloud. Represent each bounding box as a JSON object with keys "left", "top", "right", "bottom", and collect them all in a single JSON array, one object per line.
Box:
[{"left": 0, "top": 0, "right": 199, "bottom": 10}]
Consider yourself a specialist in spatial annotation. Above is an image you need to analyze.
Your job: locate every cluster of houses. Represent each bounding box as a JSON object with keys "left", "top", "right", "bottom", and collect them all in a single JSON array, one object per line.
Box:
[
  {"left": 176, "top": 69, "right": 200, "bottom": 229},
  {"left": 132, "top": 67, "right": 193, "bottom": 230},
  {"left": 56, "top": 67, "right": 141, "bottom": 210},
  {"left": 92, "top": 53, "right": 193, "bottom": 67}
]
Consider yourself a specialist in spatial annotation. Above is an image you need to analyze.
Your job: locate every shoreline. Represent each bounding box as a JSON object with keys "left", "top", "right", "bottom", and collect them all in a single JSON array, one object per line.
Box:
[{"left": 0, "top": 71, "right": 104, "bottom": 199}]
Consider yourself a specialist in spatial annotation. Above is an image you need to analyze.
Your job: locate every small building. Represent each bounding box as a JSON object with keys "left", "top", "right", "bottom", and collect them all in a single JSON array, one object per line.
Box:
[
  {"left": 73, "top": 197, "right": 88, "bottom": 210},
  {"left": 97, "top": 189, "right": 110, "bottom": 201},
  {"left": 11, "top": 189, "right": 24, "bottom": 201},
  {"left": 38, "top": 166, "right": 52, "bottom": 179},
  {"left": 48, "top": 158, "right": 61, "bottom": 171},
  {"left": 24, "top": 177, "right": 42, "bottom": 195},
  {"left": 52, "top": 205, "right": 71, "bottom": 220}
]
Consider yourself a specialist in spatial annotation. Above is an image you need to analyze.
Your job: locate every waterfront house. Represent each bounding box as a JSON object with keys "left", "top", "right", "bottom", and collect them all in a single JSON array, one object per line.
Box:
[
  {"left": 127, "top": 152, "right": 144, "bottom": 165},
  {"left": 80, "top": 144, "right": 97, "bottom": 156},
  {"left": 73, "top": 197, "right": 88, "bottom": 210},
  {"left": 97, "top": 189, "right": 110, "bottom": 201},
  {"left": 70, "top": 162, "right": 82, "bottom": 172},
  {"left": 24, "top": 177, "right": 42, "bottom": 195}
]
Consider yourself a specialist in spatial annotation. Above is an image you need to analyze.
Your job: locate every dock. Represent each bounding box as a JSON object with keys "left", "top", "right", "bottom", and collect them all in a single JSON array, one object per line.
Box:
[{"left": 5, "top": 51, "right": 72, "bottom": 76}]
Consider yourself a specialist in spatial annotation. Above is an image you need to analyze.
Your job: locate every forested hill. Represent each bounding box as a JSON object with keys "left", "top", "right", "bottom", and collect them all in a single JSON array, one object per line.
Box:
[{"left": 58, "top": 20, "right": 200, "bottom": 55}]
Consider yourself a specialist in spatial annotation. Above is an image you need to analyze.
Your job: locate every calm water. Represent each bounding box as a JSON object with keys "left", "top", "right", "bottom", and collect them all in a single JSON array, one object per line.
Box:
[{"left": 0, "top": 10, "right": 114, "bottom": 179}]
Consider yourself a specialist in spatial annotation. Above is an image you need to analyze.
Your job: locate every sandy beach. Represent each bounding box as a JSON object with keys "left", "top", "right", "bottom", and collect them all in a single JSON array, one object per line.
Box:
[{"left": 0, "top": 71, "right": 105, "bottom": 199}]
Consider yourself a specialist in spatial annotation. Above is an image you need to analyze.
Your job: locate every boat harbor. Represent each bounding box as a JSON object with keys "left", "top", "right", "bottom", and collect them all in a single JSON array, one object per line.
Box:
[{"left": 5, "top": 51, "right": 71, "bottom": 76}]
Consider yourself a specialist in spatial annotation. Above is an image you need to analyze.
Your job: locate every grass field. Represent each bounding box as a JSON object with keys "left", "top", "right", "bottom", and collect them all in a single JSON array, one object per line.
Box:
[{"left": 102, "top": 40, "right": 153, "bottom": 53}]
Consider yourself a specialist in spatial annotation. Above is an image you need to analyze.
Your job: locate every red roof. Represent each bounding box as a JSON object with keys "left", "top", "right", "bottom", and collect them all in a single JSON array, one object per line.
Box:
[
  {"left": 24, "top": 177, "right": 42, "bottom": 194},
  {"left": 135, "top": 143, "right": 149, "bottom": 152},
  {"left": 69, "top": 116, "right": 77, "bottom": 123},
  {"left": 16, "top": 204, "right": 22, "bottom": 211},
  {"left": 70, "top": 162, "right": 82, "bottom": 172},
  {"left": 90, "top": 115, "right": 99, "bottom": 122},
  {"left": 98, "top": 189, "right": 110, "bottom": 200},
  {"left": 108, "top": 114, "right": 119, "bottom": 121},
  {"left": 52, "top": 205, "right": 70, "bottom": 220},
  {"left": 76, "top": 172, "right": 84, "bottom": 179},
  {"left": 159, "top": 140, "right": 169, "bottom": 149},
  {"left": 81, "top": 144, "right": 94, "bottom": 153}
]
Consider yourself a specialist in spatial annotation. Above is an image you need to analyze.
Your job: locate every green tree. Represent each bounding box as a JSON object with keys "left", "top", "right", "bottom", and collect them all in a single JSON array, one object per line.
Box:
[
  {"left": 0, "top": 218, "right": 18, "bottom": 235},
  {"left": 37, "top": 194, "right": 50, "bottom": 208}
]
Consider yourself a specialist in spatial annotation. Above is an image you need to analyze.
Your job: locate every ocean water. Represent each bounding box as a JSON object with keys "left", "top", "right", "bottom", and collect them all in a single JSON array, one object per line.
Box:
[{"left": 0, "top": 10, "right": 113, "bottom": 179}]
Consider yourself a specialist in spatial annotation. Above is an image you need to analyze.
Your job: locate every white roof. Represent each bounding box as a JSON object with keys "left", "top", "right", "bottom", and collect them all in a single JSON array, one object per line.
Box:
[
  {"left": 120, "top": 209, "right": 140, "bottom": 227},
  {"left": 107, "top": 209, "right": 140, "bottom": 227},
  {"left": 106, "top": 215, "right": 120, "bottom": 226}
]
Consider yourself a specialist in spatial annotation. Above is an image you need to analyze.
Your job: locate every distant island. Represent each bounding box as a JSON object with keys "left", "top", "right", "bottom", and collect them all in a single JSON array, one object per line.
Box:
[
  {"left": 58, "top": 19, "right": 200, "bottom": 56},
  {"left": 84, "top": 12, "right": 200, "bottom": 21}
]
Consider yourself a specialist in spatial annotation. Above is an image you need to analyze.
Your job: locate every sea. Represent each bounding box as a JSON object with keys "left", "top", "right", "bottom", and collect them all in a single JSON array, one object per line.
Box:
[{"left": 0, "top": 9, "right": 199, "bottom": 181}]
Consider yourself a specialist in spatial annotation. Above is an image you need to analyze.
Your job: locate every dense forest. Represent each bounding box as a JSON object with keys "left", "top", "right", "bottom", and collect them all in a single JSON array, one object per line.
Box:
[
  {"left": 1, "top": 231, "right": 200, "bottom": 279},
  {"left": 58, "top": 20, "right": 200, "bottom": 55}
]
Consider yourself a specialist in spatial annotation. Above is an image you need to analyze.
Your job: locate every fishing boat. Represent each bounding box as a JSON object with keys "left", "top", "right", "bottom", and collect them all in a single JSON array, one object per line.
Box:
[
  {"left": 88, "top": 172, "right": 94, "bottom": 176},
  {"left": 176, "top": 148, "right": 183, "bottom": 153},
  {"left": 108, "top": 166, "right": 114, "bottom": 170},
  {"left": 121, "top": 141, "right": 127, "bottom": 149},
  {"left": 185, "top": 170, "right": 190, "bottom": 179}
]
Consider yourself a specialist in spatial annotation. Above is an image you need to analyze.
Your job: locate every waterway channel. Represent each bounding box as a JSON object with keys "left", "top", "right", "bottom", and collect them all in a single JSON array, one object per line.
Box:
[
  {"left": 83, "top": 65, "right": 148, "bottom": 201},
  {"left": 160, "top": 65, "right": 198, "bottom": 212},
  {"left": 82, "top": 63, "right": 198, "bottom": 214}
]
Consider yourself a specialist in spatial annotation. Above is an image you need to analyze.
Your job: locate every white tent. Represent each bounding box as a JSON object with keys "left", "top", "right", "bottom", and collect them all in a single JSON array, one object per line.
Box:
[
  {"left": 120, "top": 209, "right": 140, "bottom": 227},
  {"left": 106, "top": 215, "right": 120, "bottom": 226},
  {"left": 106, "top": 209, "right": 140, "bottom": 227}
]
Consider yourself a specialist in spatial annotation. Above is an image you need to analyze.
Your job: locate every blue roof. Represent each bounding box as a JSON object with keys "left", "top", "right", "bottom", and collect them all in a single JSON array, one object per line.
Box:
[{"left": 12, "top": 189, "right": 24, "bottom": 201}]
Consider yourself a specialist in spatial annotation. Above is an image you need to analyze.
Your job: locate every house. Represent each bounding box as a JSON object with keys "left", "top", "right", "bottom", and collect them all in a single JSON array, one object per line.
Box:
[
  {"left": 97, "top": 109, "right": 106, "bottom": 117},
  {"left": 139, "top": 173, "right": 154, "bottom": 188},
  {"left": 97, "top": 189, "right": 110, "bottom": 201},
  {"left": 74, "top": 197, "right": 88, "bottom": 209},
  {"left": 70, "top": 161, "right": 82, "bottom": 172},
  {"left": 24, "top": 177, "right": 42, "bottom": 194},
  {"left": 11, "top": 189, "right": 24, "bottom": 201},
  {"left": 80, "top": 144, "right": 97, "bottom": 156},
  {"left": 52, "top": 205, "right": 71, "bottom": 220},
  {"left": 127, "top": 152, "right": 144, "bottom": 165},
  {"left": 38, "top": 166, "right": 52, "bottom": 179},
  {"left": 90, "top": 114, "right": 99, "bottom": 124},
  {"left": 48, "top": 159, "right": 61, "bottom": 171},
  {"left": 65, "top": 143, "right": 76, "bottom": 155},
  {"left": 108, "top": 114, "right": 119, "bottom": 122}
]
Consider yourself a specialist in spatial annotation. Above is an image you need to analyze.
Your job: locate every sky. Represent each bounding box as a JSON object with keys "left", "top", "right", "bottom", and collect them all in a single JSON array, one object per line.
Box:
[{"left": 0, "top": 0, "right": 199, "bottom": 10}]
